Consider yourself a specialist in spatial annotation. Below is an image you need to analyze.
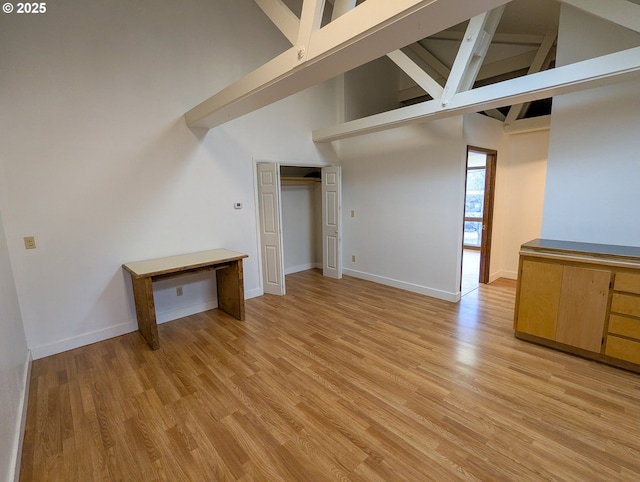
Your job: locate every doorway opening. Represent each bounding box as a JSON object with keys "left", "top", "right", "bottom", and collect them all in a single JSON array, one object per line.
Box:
[
  {"left": 461, "top": 147, "right": 497, "bottom": 296},
  {"left": 256, "top": 163, "right": 342, "bottom": 296}
]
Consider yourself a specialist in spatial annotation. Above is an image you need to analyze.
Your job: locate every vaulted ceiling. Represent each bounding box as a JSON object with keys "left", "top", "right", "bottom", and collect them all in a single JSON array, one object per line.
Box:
[{"left": 184, "top": 0, "right": 640, "bottom": 140}]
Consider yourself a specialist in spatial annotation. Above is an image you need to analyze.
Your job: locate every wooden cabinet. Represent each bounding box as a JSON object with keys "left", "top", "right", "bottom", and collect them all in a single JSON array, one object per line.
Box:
[
  {"left": 515, "top": 260, "right": 609, "bottom": 353},
  {"left": 515, "top": 260, "right": 562, "bottom": 340},
  {"left": 605, "top": 272, "right": 640, "bottom": 365},
  {"left": 514, "top": 239, "right": 640, "bottom": 373}
]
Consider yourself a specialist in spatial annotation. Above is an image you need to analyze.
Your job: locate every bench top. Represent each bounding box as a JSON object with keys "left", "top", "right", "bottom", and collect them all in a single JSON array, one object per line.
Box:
[{"left": 123, "top": 248, "right": 248, "bottom": 278}]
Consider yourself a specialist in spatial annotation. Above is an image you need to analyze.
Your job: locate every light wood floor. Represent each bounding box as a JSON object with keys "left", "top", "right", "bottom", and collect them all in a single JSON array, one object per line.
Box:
[{"left": 20, "top": 270, "right": 640, "bottom": 481}]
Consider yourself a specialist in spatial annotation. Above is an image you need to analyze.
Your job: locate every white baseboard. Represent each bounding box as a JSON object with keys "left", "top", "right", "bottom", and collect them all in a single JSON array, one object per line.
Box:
[
  {"left": 10, "top": 349, "right": 32, "bottom": 482},
  {"left": 31, "top": 321, "right": 138, "bottom": 360},
  {"left": 156, "top": 299, "right": 218, "bottom": 324},
  {"left": 31, "top": 288, "right": 263, "bottom": 359},
  {"left": 285, "top": 263, "right": 321, "bottom": 275},
  {"left": 490, "top": 270, "right": 518, "bottom": 282},
  {"left": 245, "top": 287, "right": 263, "bottom": 300},
  {"left": 343, "top": 268, "right": 458, "bottom": 302}
]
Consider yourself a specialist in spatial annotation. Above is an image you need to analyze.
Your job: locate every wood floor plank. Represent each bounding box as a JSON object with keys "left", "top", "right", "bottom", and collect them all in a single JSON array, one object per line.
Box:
[{"left": 20, "top": 271, "right": 640, "bottom": 481}]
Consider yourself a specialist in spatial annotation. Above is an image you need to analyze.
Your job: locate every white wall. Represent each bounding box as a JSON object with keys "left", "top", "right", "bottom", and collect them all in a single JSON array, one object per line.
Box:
[
  {"left": 281, "top": 183, "right": 321, "bottom": 274},
  {"left": 542, "top": 5, "right": 640, "bottom": 245},
  {"left": 337, "top": 110, "right": 548, "bottom": 297},
  {"left": 0, "top": 205, "right": 29, "bottom": 482},
  {"left": 0, "top": 0, "right": 338, "bottom": 358},
  {"left": 339, "top": 119, "right": 467, "bottom": 301},
  {"left": 501, "top": 130, "right": 549, "bottom": 276}
]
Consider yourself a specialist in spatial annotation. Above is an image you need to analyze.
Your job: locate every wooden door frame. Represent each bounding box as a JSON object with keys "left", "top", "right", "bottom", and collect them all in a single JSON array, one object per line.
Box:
[{"left": 464, "top": 146, "right": 497, "bottom": 284}]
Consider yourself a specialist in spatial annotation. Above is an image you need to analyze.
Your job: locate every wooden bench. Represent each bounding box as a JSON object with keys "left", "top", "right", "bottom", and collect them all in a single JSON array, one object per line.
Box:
[{"left": 123, "top": 249, "right": 248, "bottom": 349}]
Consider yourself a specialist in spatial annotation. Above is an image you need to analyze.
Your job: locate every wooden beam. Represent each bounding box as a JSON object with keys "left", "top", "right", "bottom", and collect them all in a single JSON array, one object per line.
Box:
[
  {"left": 254, "top": 0, "right": 300, "bottom": 45},
  {"left": 439, "top": 6, "right": 505, "bottom": 108},
  {"left": 560, "top": 0, "right": 640, "bottom": 34},
  {"left": 185, "top": 0, "right": 512, "bottom": 129},
  {"left": 312, "top": 45, "right": 640, "bottom": 142},
  {"left": 387, "top": 49, "right": 444, "bottom": 99}
]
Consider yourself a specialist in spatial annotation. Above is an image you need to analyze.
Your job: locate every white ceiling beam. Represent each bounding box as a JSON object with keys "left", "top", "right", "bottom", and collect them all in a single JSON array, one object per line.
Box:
[
  {"left": 485, "top": 108, "right": 506, "bottom": 121},
  {"left": 312, "top": 45, "right": 640, "bottom": 142},
  {"left": 399, "top": 50, "right": 544, "bottom": 103},
  {"left": 439, "top": 6, "right": 506, "bottom": 108},
  {"left": 387, "top": 49, "right": 445, "bottom": 99},
  {"left": 477, "top": 50, "right": 537, "bottom": 81},
  {"left": 504, "top": 32, "right": 557, "bottom": 125},
  {"left": 297, "top": 0, "right": 326, "bottom": 54},
  {"left": 504, "top": 115, "right": 551, "bottom": 134},
  {"left": 398, "top": 85, "right": 429, "bottom": 102},
  {"left": 331, "top": 0, "right": 356, "bottom": 21},
  {"left": 429, "top": 31, "right": 545, "bottom": 46},
  {"left": 408, "top": 43, "right": 451, "bottom": 79},
  {"left": 560, "top": 0, "right": 640, "bottom": 34},
  {"left": 254, "top": 0, "right": 300, "bottom": 45},
  {"left": 185, "top": 0, "right": 512, "bottom": 129}
]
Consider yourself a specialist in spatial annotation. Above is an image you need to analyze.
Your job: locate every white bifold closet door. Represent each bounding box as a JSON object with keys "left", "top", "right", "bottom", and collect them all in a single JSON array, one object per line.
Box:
[
  {"left": 257, "top": 163, "right": 285, "bottom": 295},
  {"left": 257, "top": 164, "right": 342, "bottom": 295}
]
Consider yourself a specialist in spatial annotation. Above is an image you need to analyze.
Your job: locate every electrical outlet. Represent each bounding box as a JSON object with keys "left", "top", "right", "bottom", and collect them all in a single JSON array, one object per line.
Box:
[
  {"left": 176, "top": 287, "right": 183, "bottom": 296},
  {"left": 351, "top": 255, "right": 356, "bottom": 262},
  {"left": 24, "top": 236, "right": 36, "bottom": 249}
]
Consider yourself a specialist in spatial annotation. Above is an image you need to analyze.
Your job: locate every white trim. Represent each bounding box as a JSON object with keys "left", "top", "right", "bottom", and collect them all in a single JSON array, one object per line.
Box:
[
  {"left": 31, "top": 321, "right": 138, "bottom": 359},
  {"left": 9, "top": 349, "right": 31, "bottom": 482},
  {"left": 156, "top": 300, "right": 218, "bottom": 324},
  {"left": 490, "top": 270, "right": 518, "bottom": 282},
  {"left": 30, "top": 287, "right": 263, "bottom": 359},
  {"left": 157, "top": 286, "right": 264, "bottom": 323},
  {"left": 245, "top": 287, "right": 264, "bottom": 300},
  {"left": 285, "top": 262, "right": 322, "bottom": 275},
  {"left": 343, "top": 268, "right": 459, "bottom": 302}
]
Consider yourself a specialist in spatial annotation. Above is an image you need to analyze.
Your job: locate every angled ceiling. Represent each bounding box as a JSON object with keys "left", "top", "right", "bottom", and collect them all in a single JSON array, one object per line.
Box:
[{"left": 184, "top": 0, "right": 640, "bottom": 140}]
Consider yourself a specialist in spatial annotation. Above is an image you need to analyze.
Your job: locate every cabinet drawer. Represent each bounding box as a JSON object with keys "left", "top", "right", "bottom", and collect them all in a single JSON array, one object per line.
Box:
[
  {"left": 605, "top": 335, "right": 640, "bottom": 365},
  {"left": 614, "top": 272, "right": 640, "bottom": 294},
  {"left": 610, "top": 293, "right": 640, "bottom": 317},
  {"left": 608, "top": 314, "right": 640, "bottom": 340}
]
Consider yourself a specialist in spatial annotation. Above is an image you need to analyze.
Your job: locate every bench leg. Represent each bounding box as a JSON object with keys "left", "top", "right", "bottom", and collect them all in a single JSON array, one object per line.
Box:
[
  {"left": 216, "top": 259, "right": 245, "bottom": 320},
  {"left": 132, "top": 276, "right": 160, "bottom": 349}
]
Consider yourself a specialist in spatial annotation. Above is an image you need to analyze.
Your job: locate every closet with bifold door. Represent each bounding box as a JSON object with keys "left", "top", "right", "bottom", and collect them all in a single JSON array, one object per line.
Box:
[
  {"left": 256, "top": 163, "right": 342, "bottom": 296},
  {"left": 280, "top": 166, "right": 323, "bottom": 276}
]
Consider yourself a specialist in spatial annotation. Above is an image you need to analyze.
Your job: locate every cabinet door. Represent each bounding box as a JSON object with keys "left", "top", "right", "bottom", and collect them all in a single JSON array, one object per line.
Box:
[
  {"left": 555, "top": 266, "right": 610, "bottom": 352},
  {"left": 516, "top": 259, "right": 563, "bottom": 339}
]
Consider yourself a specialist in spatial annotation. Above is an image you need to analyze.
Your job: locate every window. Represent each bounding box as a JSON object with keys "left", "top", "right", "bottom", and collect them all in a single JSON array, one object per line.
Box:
[{"left": 464, "top": 152, "right": 487, "bottom": 248}]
